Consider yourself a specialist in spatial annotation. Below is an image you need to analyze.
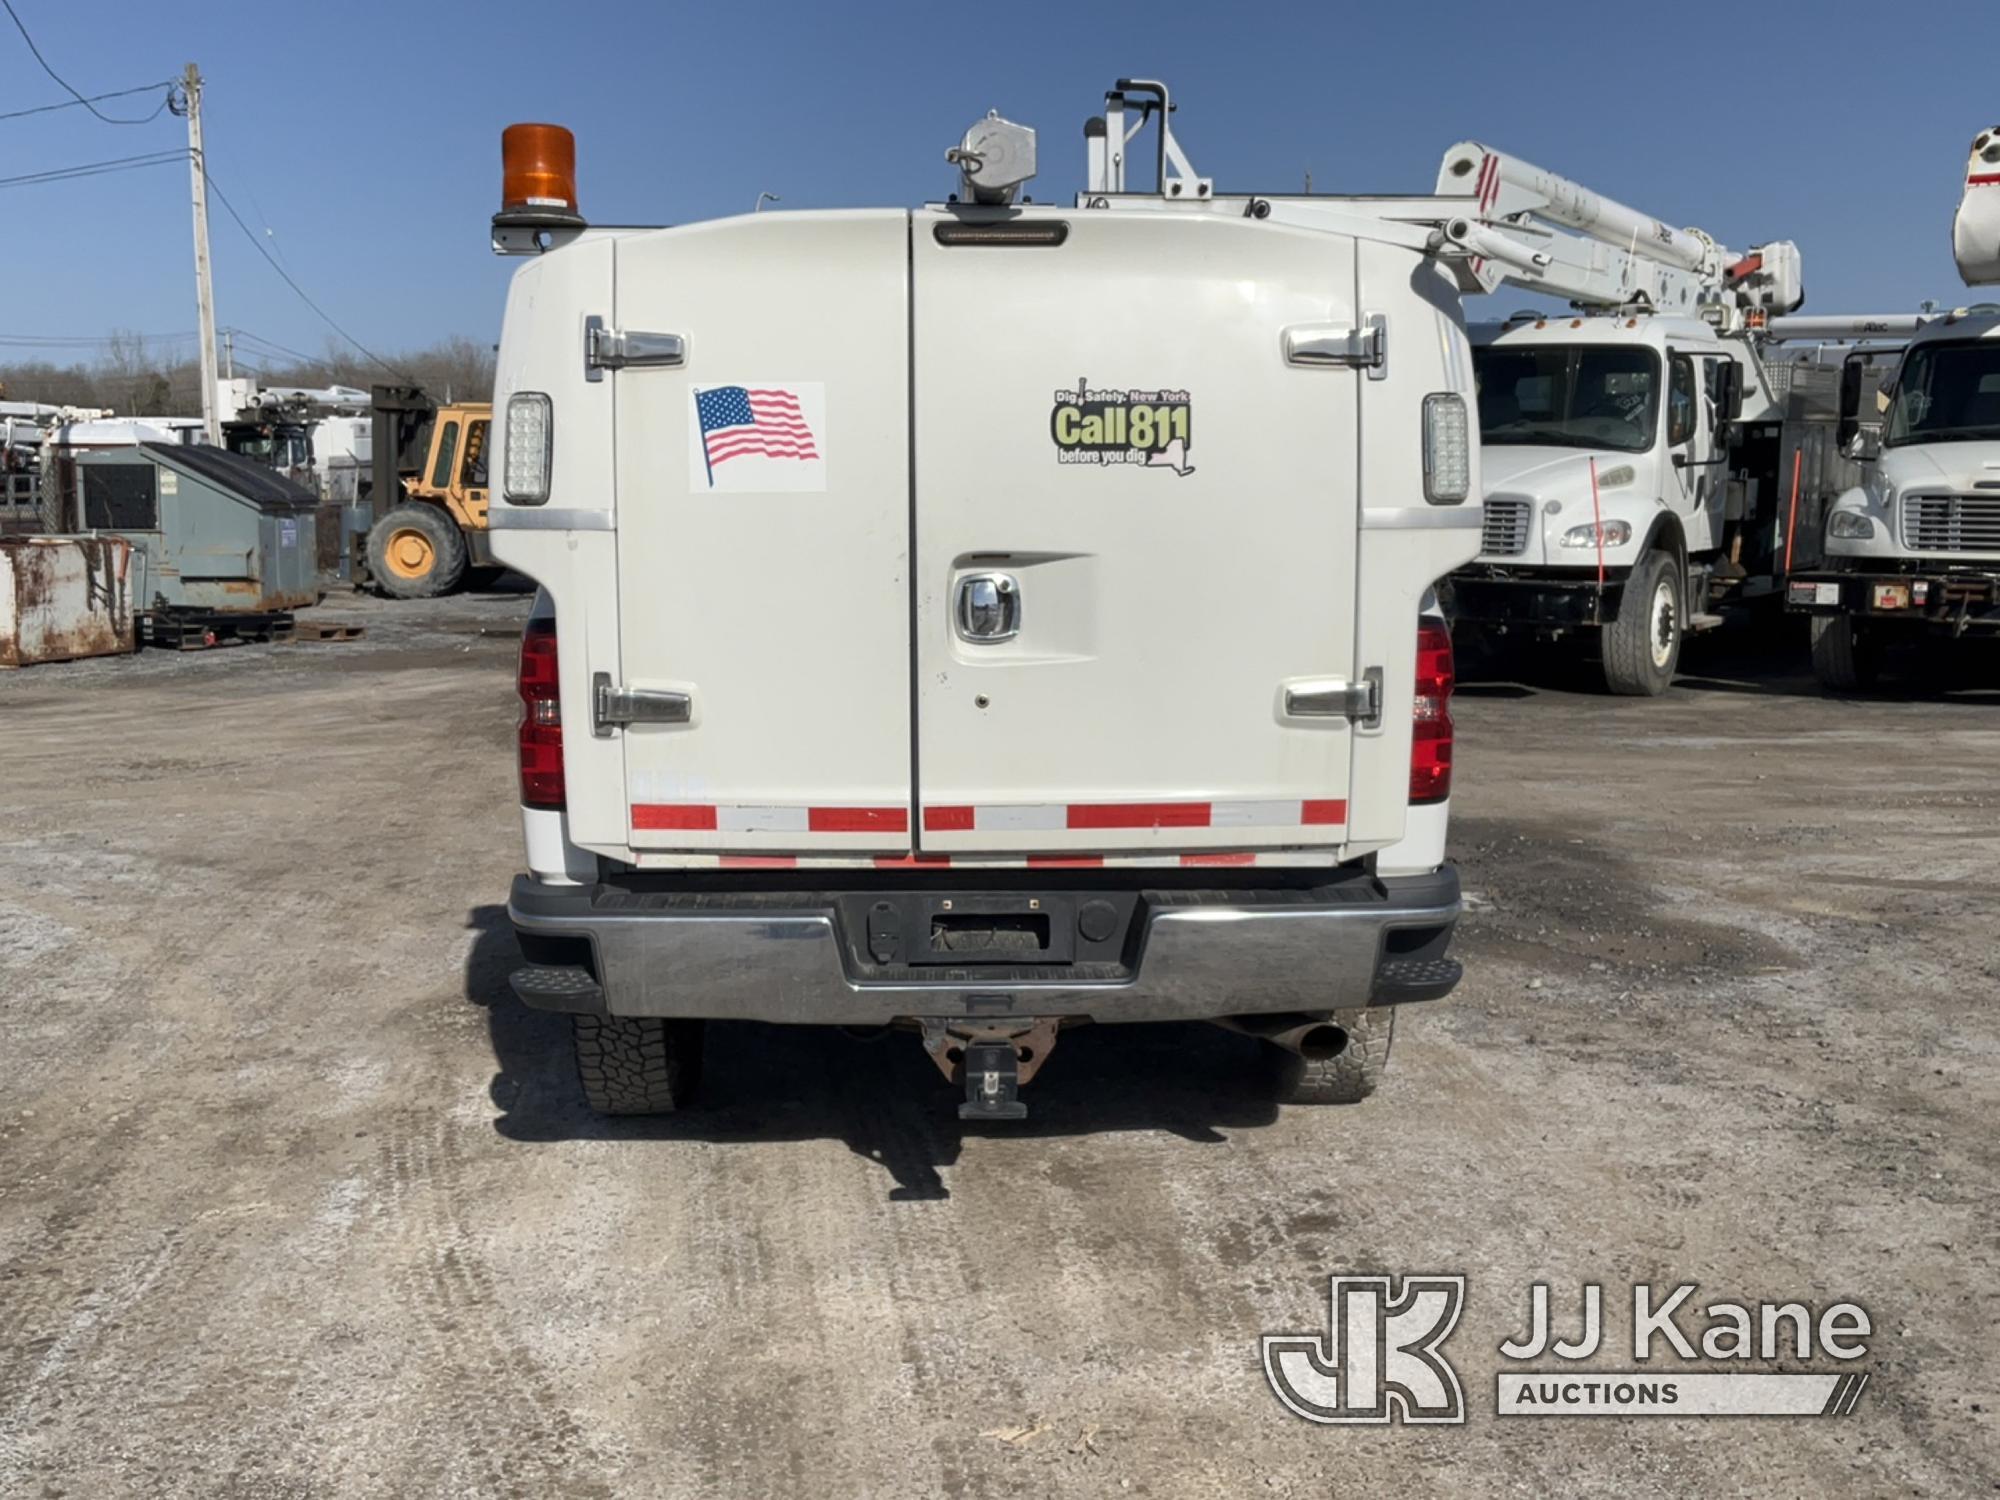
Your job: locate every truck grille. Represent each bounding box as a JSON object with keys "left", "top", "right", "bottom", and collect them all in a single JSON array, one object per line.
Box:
[
  {"left": 1902, "top": 493, "right": 2000, "bottom": 553},
  {"left": 1481, "top": 497, "right": 1532, "bottom": 556}
]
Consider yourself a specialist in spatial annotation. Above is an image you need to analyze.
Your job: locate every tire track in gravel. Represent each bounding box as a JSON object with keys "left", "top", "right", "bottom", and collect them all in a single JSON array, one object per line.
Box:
[
  {"left": 0, "top": 1198, "right": 263, "bottom": 1496},
  {"left": 845, "top": 1089, "right": 1001, "bottom": 1497},
  {"left": 0, "top": 1226, "right": 182, "bottom": 1491},
  {"left": 362, "top": 1106, "right": 611, "bottom": 1499},
  {"left": 0, "top": 1106, "right": 158, "bottom": 1389},
  {"left": 644, "top": 1131, "right": 796, "bottom": 1497}
]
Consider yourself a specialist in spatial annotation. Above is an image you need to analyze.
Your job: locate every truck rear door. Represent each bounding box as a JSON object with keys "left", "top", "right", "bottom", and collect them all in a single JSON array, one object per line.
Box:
[
  {"left": 611, "top": 212, "right": 913, "bottom": 855},
  {"left": 911, "top": 210, "right": 1361, "bottom": 857}
]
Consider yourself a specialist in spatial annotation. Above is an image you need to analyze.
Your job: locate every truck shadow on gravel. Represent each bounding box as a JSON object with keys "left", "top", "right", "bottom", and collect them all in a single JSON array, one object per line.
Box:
[
  {"left": 464, "top": 906, "right": 1281, "bottom": 1200},
  {"left": 1460, "top": 626, "right": 2000, "bottom": 704}
]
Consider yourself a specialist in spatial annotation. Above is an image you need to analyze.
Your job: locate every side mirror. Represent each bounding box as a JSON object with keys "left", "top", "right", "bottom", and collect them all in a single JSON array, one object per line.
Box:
[
  {"left": 1717, "top": 361, "right": 1744, "bottom": 422},
  {"left": 1844, "top": 429, "right": 1881, "bottom": 462},
  {"left": 1836, "top": 358, "right": 1864, "bottom": 449}
]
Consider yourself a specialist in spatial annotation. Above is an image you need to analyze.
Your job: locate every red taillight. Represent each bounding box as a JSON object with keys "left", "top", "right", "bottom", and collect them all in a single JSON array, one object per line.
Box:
[
  {"left": 518, "top": 616, "right": 565, "bottom": 810},
  {"left": 1410, "top": 619, "right": 1454, "bottom": 805}
]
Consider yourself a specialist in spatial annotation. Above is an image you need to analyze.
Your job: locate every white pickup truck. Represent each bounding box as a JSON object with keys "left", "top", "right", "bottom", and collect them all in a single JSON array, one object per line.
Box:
[{"left": 486, "top": 83, "right": 1483, "bottom": 1119}]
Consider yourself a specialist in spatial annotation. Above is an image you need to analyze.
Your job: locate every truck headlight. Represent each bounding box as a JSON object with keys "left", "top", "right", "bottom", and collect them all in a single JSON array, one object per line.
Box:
[
  {"left": 1827, "top": 511, "right": 1877, "bottom": 540},
  {"left": 1560, "top": 519, "right": 1632, "bottom": 548},
  {"left": 1422, "top": 393, "right": 1470, "bottom": 503},
  {"left": 504, "top": 392, "right": 553, "bottom": 503}
]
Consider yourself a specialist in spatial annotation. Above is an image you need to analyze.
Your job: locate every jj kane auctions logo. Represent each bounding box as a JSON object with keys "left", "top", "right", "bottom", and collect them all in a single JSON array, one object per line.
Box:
[{"left": 1264, "top": 1277, "right": 1872, "bottom": 1423}]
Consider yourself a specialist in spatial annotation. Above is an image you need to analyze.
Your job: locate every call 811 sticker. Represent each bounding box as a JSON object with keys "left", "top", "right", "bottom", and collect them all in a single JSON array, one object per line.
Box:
[{"left": 1051, "top": 379, "right": 1194, "bottom": 476}]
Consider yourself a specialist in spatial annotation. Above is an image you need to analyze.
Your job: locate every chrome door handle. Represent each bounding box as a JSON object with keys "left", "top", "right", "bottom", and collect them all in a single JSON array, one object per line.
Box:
[{"left": 955, "top": 572, "right": 1021, "bottom": 642}]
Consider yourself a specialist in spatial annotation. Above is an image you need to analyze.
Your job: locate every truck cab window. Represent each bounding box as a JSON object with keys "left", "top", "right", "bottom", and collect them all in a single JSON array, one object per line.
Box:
[
  {"left": 1884, "top": 340, "right": 2000, "bottom": 446},
  {"left": 1474, "top": 345, "right": 1660, "bottom": 453},
  {"left": 431, "top": 421, "right": 460, "bottom": 488},
  {"left": 1667, "top": 354, "right": 1696, "bottom": 447}
]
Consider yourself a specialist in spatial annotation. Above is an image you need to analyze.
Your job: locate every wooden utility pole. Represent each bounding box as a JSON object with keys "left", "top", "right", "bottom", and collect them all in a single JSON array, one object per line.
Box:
[{"left": 183, "top": 63, "right": 220, "bottom": 445}]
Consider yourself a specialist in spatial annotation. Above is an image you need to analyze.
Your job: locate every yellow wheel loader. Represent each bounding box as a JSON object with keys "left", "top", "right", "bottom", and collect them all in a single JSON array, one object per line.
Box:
[{"left": 364, "top": 387, "right": 493, "bottom": 598}]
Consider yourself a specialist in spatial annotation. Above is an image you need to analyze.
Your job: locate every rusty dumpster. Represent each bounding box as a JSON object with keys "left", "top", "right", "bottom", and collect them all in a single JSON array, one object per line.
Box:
[{"left": 0, "top": 535, "right": 136, "bottom": 668}]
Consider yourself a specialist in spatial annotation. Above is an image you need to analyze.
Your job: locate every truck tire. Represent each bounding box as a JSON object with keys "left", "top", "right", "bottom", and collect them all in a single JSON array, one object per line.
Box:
[
  {"left": 1602, "top": 549, "right": 1681, "bottom": 696},
  {"left": 367, "top": 504, "right": 467, "bottom": 599},
  {"left": 1810, "top": 615, "right": 1879, "bottom": 692},
  {"left": 1271, "top": 1007, "right": 1394, "bottom": 1105},
  {"left": 572, "top": 1015, "right": 705, "bottom": 1115}
]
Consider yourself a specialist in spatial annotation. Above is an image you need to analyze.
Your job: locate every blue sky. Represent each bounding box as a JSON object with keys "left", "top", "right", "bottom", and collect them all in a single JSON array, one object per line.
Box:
[{"left": 2, "top": 0, "right": 1991, "bottom": 374}]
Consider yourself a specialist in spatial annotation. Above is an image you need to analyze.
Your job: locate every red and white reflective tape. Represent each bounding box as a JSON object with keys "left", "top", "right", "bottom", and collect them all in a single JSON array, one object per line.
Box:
[
  {"left": 633, "top": 798, "right": 1343, "bottom": 836},
  {"left": 632, "top": 803, "right": 908, "bottom": 834},
  {"left": 629, "top": 798, "right": 1345, "bottom": 861},
  {"left": 922, "top": 798, "right": 1345, "bottom": 832},
  {"left": 1477, "top": 151, "right": 1502, "bottom": 215},
  {"left": 1968, "top": 172, "right": 2000, "bottom": 187},
  {"left": 629, "top": 849, "right": 1347, "bottom": 871}
]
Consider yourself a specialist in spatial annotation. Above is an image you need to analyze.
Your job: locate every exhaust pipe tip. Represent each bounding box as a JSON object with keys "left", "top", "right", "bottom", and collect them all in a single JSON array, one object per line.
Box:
[
  {"left": 1295, "top": 1024, "right": 1349, "bottom": 1062},
  {"left": 1212, "top": 1014, "right": 1352, "bottom": 1059}
]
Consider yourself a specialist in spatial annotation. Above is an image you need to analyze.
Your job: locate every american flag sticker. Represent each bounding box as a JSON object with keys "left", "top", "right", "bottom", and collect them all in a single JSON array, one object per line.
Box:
[{"left": 687, "top": 382, "right": 827, "bottom": 493}]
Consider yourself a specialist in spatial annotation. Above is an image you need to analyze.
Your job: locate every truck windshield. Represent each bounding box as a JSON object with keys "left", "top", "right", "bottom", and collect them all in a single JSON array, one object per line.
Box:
[
  {"left": 1475, "top": 344, "right": 1660, "bottom": 454},
  {"left": 1884, "top": 340, "right": 2000, "bottom": 446}
]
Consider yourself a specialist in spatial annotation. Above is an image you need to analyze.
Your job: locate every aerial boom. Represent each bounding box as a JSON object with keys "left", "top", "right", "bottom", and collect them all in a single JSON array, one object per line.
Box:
[
  {"left": 1765, "top": 313, "right": 1935, "bottom": 343},
  {"left": 1433, "top": 142, "right": 1803, "bottom": 324}
]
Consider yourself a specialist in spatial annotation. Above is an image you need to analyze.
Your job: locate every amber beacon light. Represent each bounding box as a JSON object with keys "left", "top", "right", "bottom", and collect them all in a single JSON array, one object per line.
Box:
[{"left": 501, "top": 123, "right": 580, "bottom": 217}]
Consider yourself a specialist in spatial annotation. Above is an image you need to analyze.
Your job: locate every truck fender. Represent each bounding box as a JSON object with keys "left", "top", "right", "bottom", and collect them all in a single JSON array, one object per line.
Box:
[{"left": 1639, "top": 512, "right": 1687, "bottom": 574}]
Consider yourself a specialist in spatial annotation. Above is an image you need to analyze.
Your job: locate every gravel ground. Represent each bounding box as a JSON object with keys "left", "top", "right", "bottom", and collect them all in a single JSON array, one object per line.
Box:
[{"left": 1, "top": 593, "right": 1995, "bottom": 1497}]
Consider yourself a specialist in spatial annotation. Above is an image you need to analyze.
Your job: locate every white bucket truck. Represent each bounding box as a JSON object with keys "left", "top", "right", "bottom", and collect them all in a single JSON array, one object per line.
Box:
[
  {"left": 486, "top": 83, "right": 1488, "bottom": 1118},
  {"left": 1436, "top": 148, "right": 1809, "bottom": 693},
  {"left": 1782, "top": 127, "right": 2000, "bottom": 687}
]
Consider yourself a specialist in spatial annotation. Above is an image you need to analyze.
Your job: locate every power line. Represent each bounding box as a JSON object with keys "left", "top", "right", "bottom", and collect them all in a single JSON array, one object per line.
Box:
[
  {"left": 204, "top": 168, "right": 408, "bottom": 379},
  {"left": 226, "top": 327, "right": 324, "bottom": 365},
  {"left": 0, "top": 80, "right": 173, "bottom": 124},
  {"left": 0, "top": 0, "right": 169, "bottom": 124},
  {"left": 0, "top": 331, "right": 197, "bottom": 346},
  {"left": 0, "top": 148, "right": 187, "bottom": 189},
  {"left": 0, "top": 341, "right": 197, "bottom": 361}
]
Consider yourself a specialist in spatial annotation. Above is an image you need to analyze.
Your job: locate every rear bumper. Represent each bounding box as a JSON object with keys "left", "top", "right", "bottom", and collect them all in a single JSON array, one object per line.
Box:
[
  {"left": 1786, "top": 568, "right": 2000, "bottom": 632},
  {"left": 506, "top": 866, "right": 1462, "bottom": 1025}
]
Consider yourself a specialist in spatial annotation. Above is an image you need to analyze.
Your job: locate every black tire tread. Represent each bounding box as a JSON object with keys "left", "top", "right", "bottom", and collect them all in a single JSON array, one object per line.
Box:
[
  {"left": 572, "top": 1015, "right": 704, "bottom": 1115},
  {"left": 366, "top": 503, "right": 468, "bottom": 600},
  {"left": 1272, "top": 1007, "right": 1394, "bottom": 1105},
  {"left": 1809, "top": 614, "right": 1877, "bottom": 692},
  {"left": 1602, "top": 549, "right": 1680, "bottom": 697}
]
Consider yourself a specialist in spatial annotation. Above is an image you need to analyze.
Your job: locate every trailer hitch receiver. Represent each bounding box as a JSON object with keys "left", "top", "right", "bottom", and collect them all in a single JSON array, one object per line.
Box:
[
  {"left": 960, "top": 1041, "right": 1027, "bottom": 1121},
  {"left": 920, "top": 1016, "right": 1061, "bottom": 1122}
]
